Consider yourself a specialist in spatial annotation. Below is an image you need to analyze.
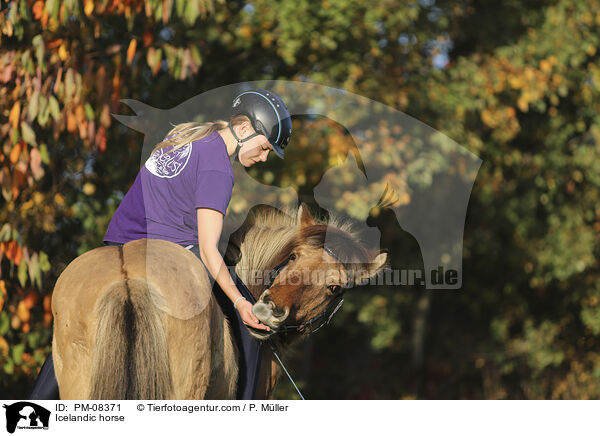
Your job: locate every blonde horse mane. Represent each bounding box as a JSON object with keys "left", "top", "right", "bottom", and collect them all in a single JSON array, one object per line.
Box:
[{"left": 231, "top": 205, "right": 365, "bottom": 295}]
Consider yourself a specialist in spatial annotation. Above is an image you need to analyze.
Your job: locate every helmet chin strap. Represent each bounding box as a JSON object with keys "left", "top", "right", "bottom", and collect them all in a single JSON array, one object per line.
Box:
[
  {"left": 229, "top": 125, "right": 261, "bottom": 149},
  {"left": 229, "top": 124, "right": 263, "bottom": 162}
]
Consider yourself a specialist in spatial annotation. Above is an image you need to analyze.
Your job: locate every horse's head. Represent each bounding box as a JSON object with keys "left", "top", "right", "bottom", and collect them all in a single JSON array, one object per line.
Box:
[{"left": 250, "top": 204, "right": 387, "bottom": 340}]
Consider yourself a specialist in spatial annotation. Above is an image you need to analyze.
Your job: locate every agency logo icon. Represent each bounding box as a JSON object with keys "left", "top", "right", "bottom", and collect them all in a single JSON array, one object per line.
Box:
[{"left": 2, "top": 402, "right": 50, "bottom": 434}]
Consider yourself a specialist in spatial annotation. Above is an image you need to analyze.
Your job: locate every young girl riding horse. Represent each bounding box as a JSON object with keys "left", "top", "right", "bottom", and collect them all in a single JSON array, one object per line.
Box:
[{"left": 29, "top": 88, "right": 293, "bottom": 400}]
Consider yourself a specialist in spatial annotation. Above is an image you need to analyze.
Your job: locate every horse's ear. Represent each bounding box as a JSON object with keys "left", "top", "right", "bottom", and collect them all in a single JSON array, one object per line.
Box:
[
  {"left": 355, "top": 251, "right": 388, "bottom": 284},
  {"left": 368, "top": 251, "right": 388, "bottom": 276},
  {"left": 297, "top": 202, "right": 316, "bottom": 228}
]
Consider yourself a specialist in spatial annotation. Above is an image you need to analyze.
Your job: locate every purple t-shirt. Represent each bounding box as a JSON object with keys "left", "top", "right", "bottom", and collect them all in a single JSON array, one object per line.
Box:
[{"left": 104, "top": 131, "right": 234, "bottom": 245}]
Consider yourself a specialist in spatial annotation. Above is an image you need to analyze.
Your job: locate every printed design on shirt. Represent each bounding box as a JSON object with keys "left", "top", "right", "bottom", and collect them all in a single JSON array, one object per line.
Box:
[{"left": 145, "top": 142, "right": 192, "bottom": 178}]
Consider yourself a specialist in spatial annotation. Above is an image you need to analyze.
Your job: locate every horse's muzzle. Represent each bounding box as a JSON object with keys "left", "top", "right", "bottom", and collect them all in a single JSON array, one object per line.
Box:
[{"left": 252, "top": 291, "right": 290, "bottom": 333}]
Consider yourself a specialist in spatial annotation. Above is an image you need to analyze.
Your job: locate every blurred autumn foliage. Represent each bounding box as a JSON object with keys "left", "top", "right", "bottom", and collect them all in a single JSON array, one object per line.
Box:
[{"left": 1, "top": 0, "right": 599, "bottom": 399}]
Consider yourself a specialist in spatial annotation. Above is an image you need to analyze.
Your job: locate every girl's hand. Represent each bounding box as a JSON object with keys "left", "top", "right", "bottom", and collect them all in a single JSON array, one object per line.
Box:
[{"left": 236, "top": 299, "right": 271, "bottom": 331}]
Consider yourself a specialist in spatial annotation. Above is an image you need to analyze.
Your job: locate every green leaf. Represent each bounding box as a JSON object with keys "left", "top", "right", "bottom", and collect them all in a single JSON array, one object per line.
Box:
[
  {"left": 0, "top": 312, "right": 9, "bottom": 336},
  {"left": 37, "top": 95, "right": 50, "bottom": 127},
  {"left": 65, "top": 69, "right": 75, "bottom": 100},
  {"left": 184, "top": 0, "right": 199, "bottom": 26},
  {"left": 39, "top": 251, "right": 51, "bottom": 272},
  {"left": 27, "top": 90, "right": 40, "bottom": 123},
  {"left": 3, "top": 359, "right": 14, "bottom": 375},
  {"left": 11, "top": 126, "right": 21, "bottom": 145},
  {"left": 20, "top": 50, "right": 31, "bottom": 72},
  {"left": 48, "top": 96, "right": 61, "bottom": 121},
  {"left": 32, "top": 34, "right": 45, "bottom": 71},
  {"left": 12, "top": 343, "right": 25, "bottom": 365},
  {"left": 176, "top": 0, "right": 186, "bottom": 17},
  {"left": 39, "top": 143, "right": 50, "bottom": 165},
  {"left": 75, "top": 72, "right": 82, "bottom": 97},
  {"left": 20, "top": 121, "right": 36, "bottom": 146},
  {"left": 8, "top": 0, "right": 19, "bottom": 25},
  {"left": 0, "top": 223, "right": 11, "bottom": 241},
  {"left": 47, "top": 0, "right": 59, "bottom": 22},
  {"left": 28, "top": 253, "right": 40, "bottom": 289},
  {"left": 190, "top": 45, "right": 203, "bottom": 69},
  {"left": 84, "top": 103, "right": 95, "bottom": 121},
  {"left": 19, "top": 0, "right": 31, "bottom": 21},
  {"left": 17, "top": 259, "right": 28, "bottom": 287},
  {"left": 27, "top": 331, "right": 40, "bottom": 349}
]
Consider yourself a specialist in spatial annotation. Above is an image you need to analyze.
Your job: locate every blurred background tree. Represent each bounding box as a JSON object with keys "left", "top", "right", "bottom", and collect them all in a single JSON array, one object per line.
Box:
[{"left": 0, "top": 0, "right": 598, "bottom": 399}]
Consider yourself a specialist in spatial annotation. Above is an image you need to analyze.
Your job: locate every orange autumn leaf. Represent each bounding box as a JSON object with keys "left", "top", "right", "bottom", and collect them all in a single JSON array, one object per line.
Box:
[
  {"left": 127, "top": 39, "right": 137, "bottom": 65},
  {"left": 58, "top": 44, "right": 68, "bottom": 61},
  {"left": 23, "top": 290, "right": 39, "bottom": 310},
  {"left": 96, "top": 125, "right": 107, "bottom": 153},
  {"left": 5, "top": 241, "right": 22, "bottom": 265},
  {"left": 240, "top": 25, "right": 252, "bottom": 39},
  {"left": 43, "top": 295, "right": 52, "bottom": 312},
  {"left": 41, "top": 6, "right": 48, "bottom": 29},
  {"left": 22, "top": 322, "right": 30, "bottom": 334},
  {"left": 75, "top": 104, "right": 86, "bottom": 124},
  {"left": 99, "top": 104, "right": 111, "bottom": 127},
  {"left": 143, "top": 30, "right": 153, "bottom": 47},
  {"left": 0, "top": 280, "right": 5, "bottom": 312},
  {"left": 13, "top": 243, "right": 22, "bottom": 266},
  {"left": 46, "top": 38, "right": 64, "bottom": 49},
  {"left": 9, "top": 101, "right": 21, "bottom": 129},
  {"left": 43, "top": 312, "right": 53, "bottom": 326},
  {"left": 0, "top": 337, "right": 8, "bottom": 356},
  {"left": 12, "top": 168, "right": 26, "bottom": 200},
  {"left": 9, "top": 142, "right": 22, "bottom": 164},
  {"left": 505, "top": 107, "right": 516, "bottom": 118},
  {"left": 67, "top": 111, "right": 77, "bottom": 132},
  {"left": 6, "top": 241, "right": 18, "bottom": 261},
  {"left": 84, "top": 0, "right": 95, "bottom": 16},
  {"left": 33, "top": 1, "right": 44, "bottom": 19},
  {"left": 17, "top": 301, "right": 31, "bottom": 323}
]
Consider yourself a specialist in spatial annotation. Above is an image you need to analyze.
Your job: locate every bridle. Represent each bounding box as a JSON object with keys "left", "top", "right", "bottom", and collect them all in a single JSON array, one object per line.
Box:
[
  {"left": 252, "top": 244, "right": 349, "bottom": 400},
  {"left": 263, "top": 245, "right": 347, "bottom": 336}
]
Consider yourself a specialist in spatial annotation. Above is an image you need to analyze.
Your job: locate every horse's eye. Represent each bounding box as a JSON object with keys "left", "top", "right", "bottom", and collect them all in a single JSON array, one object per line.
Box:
[
  {"left": 290, "top": 253, "right": 296, "bottom": 261},
  {"left": 327, "top": 285, "right": 341, "bottom": 294}
]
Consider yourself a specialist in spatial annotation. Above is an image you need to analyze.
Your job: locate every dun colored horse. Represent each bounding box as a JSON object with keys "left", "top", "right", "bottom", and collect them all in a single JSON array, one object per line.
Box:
[{"left": 51, "top": 204, "right": 387, "bottom": 399}]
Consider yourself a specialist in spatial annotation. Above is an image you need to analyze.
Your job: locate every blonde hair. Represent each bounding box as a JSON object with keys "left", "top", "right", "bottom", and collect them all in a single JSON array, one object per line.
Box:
[{"left": 151, "top": 115, "right": 251, "bottom": 155}]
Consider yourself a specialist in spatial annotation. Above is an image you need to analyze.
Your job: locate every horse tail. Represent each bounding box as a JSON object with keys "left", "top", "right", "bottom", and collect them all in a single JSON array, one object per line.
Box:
[{"left": 89, "top": 279, "right": 173, "bottom": 399}]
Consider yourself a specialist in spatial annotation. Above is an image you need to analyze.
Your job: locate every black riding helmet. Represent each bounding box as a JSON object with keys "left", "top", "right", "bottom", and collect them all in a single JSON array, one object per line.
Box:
[{"left": 229, "top": 89, "right": 292, "bottom": 159}]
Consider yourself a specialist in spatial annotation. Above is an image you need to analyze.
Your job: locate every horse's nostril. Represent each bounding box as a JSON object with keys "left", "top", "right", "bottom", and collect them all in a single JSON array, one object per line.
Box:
[{"left": 272, "top": 306, "right": 286, "bottom": 318}]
